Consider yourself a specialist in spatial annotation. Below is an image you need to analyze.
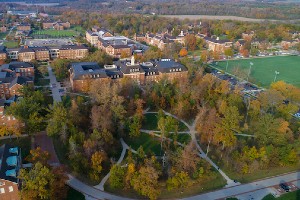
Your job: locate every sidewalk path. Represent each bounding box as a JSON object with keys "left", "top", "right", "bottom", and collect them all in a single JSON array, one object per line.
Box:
[
  {"left": 94, "top": 138, "right": 129, "bottom": 191},
  {"left": 47, "top": 65, "right": 62, "bottom": 103},
  {"left": 67, "top": 174, "right": 134, "bottom": 200},
  {"left": 145, "top": 110, "right": 237, "bottom": 186},
  {"left": 183, "top": 171, "right": 300, "bottom": 200}
]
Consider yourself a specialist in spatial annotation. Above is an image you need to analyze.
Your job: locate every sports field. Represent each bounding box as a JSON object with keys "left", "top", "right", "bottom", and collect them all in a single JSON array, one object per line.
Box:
[
  {"left": 211, "top": 56, "right": 300, "bottom": 88},
  {"left": 31, "top": 29, "right": 78, "bottom": 38}
]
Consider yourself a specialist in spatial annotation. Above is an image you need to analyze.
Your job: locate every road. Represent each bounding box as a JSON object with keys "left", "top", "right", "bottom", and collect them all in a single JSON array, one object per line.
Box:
[
  {"left": 183, "top": 171, "right": 300, "bottom": 200},
  {"left": 47, "top": 65, "right": 62, "bottom": 102},
  {"left": 67, "top": 175, "right": 134, "bottom": 200}
]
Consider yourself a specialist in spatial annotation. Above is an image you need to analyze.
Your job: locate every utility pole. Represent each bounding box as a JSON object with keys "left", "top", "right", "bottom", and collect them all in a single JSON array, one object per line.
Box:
[
  {"left": 247, "top": 62, "right": 253, "bottom": 82},
  {"left": 274, "top": 71, "right": 280, "bottom": 82}
]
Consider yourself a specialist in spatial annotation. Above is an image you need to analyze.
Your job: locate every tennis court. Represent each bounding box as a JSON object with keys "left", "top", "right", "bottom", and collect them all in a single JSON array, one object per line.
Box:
[{"left": 211, "top": 56, "right": 300, "bottom": 88}]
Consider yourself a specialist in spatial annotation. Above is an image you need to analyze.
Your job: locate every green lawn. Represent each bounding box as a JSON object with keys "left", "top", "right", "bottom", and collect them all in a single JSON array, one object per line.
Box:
[
  {"left": 177, "top": 134, "right": 191, "bottom": 144},
  {"left": 222, "top": 162, "right": 300, "bottom": 183},
  {"left": 35, "top": 78, "right": 50, "bottom": 86},
  {"left": 159, "top": 171, "right": 226, "bottom": 199},
  {"left": 3, "top": 41, "right": 19, "bottom": 48},
  {"left": 0, "top": 32, "right": 7, "bottom": 39},
  {"left": 0, "top": 137, "right": 31, "bottom": 161},
  {"left": 125, "top": 132, "right": 161, "bottom": 155},
  {"left": 211, "top": 56, "right": 300, "bottom": 88},
  {"left": 142, "top": 113, "right": 189, "bottom": 131},
  {"left": 31, "top": 29, "right": 78, "bottom": 38},
  {"left": 263, "top": 190, "right": 300, "bottom": 200}
]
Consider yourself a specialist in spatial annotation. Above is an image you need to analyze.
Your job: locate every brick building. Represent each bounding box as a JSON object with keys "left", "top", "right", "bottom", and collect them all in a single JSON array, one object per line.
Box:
[
  {"left": 69, "top": 57, "right": 188, "bottom": 92},
  {"left": 0, "top": 26, "right": 7, "bottom": 33},
  {"left": 42, "top": 21, "right": 71, "bottom": 30},
  {"left": 0, "top": 144, "right": 22, "bottom": 200},
  {"left": 4, "top": 45, "right": 88, "bottom": 61},
  {"left": 0, "top": 46, "right": 7, "bottom": 64},
  {"left": 204, "top": 37, "right": 233, "bottom": 53},
  {"left": 16, "top": 24, "right": 31, "bottom": 31}
]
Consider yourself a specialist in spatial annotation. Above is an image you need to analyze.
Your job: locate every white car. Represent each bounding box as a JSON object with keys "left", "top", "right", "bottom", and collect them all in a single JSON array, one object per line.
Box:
[{"left": 294, "top": 113, "right": 300, "bottom": 118}]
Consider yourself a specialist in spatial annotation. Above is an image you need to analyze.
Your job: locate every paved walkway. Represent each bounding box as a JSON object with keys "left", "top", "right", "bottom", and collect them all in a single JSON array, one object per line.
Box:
[
  {"left": 47, "top": 65, "right": 62, "bottom": 103},
  {"left": 67, "top": 174, "right": 134, "bottom": 200},
  {"left": 33, "top": 131, "right": 60, "bottom": 167},
  {"left": 145, "top": 110, "right": 237, "bottom": 186},
  {"left": 94, "top": 138, "right": 129, "bottom": 191},
  {"left": 183, "top": 171, "right": 300, "bottom": 200},
  {"left": 0, "top": 134, "right": 28, "bottom": 140}
]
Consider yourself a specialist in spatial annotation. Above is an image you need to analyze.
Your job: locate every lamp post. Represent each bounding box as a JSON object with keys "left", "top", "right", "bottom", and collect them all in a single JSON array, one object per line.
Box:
[
  {"left": 247, "top": 62, "right": 253, "bottom": 82},
  {"left": 274, "top": 71, "right": 280, "bottom": 82}
]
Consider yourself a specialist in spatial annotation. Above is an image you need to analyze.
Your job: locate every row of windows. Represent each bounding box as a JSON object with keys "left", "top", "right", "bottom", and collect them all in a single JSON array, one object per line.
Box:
[{"left": 169, "top": 68, "right": 182, "bottom": 72}]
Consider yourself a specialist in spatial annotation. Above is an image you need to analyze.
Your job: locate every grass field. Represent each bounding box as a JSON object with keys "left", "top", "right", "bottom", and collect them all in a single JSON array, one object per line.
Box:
[
  {"left": 0, "top": 32, "right": 7, "bottom": 39},
  {"left": 31, "top": 29, "right": 78, "bottom": 38},
  {"left": 3, "top": 41, "right": 19, "bottom": 48},
  {"left": 211, "top": 56, "right": 300, "bottom": 88},
  {"left": 263, "top": 190, "right": 300, "bottom": 200},
  {"left": 125, "top": 132, "right": 161, "bottom": 155},
  {"left": 142, "top": 113, "right": 189, "bottom": 131}
]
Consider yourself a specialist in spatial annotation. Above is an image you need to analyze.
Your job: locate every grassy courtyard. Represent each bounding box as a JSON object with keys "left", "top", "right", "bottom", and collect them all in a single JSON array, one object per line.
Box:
[
  {"left": 3, "top": 41, "right": 19, "bottom": 48},
  {"left": 142, "top": 113, "right": 189, "bottom": 131},
  {"left": 126, "top": 132, "right": 161, "bottom": 155},
  {"left": 211, "top": 56, "right": 300, "bottom": 88}
]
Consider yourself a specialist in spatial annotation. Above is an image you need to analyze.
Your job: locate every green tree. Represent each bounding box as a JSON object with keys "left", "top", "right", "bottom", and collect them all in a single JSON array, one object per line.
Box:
[
  {"left": 19, "top": 162, "right": 54, "bottom": 200},
  {"left": 109, "top": 164, "right": 126, "bottom": 189},
  {"left": 46, "top": 103, "right": 68, "bottom": 143}
]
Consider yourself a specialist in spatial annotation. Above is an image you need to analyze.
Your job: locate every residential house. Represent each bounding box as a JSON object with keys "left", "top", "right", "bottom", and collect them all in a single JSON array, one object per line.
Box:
[
  {"left": 281, "top": 39, "right": 299, "bottom": 50},
  {"left": 0, "top": 144, "right": 22, "bottom": 200}
]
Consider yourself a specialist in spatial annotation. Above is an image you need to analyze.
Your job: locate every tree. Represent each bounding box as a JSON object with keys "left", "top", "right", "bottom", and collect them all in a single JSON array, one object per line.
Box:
[
  {"left": 90, "top": 151, "right": 106, "bottom": 181},
  {"left": 19, "top": 162, "right": 54, "bottom": 200},
  {"left": 215, "top": 106, "right": 242, "bottom": 149},
  {"left": 166, "top": 171, "right": 190, "bottom": 191},
  {"left": 131, "top": 166, "right": 160, "bottom": 200},
  {"left": 109, "top": 164, "right": 126, "bottom": 189},
  {"left": 46, "top": 103, "right": 68, "bottom": 143},
  {"left": 129, "top": 115, "right": 142, "bottom": 138},
  {"left": 179, "top": 48, "right": 188, "bottom": 57},
  {"left": 26, "top": 147, "right": 50, "bottom": 166},
  {"left": 185, "top": 34, "right": 197, "bottom": 51},
  {"left": 50, "top": 166, "right": 69, "bottom": 200},
  {"left": 224, "top": 48, "right": 234, "bottom": 58}
]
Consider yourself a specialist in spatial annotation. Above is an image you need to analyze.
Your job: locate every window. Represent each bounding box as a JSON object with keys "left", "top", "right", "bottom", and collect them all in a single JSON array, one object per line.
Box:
[
  {"left": 0, "top": 182, "right": 4, "bottom": 186},
  {"left": 8, "top": 186, "right": 13, "bottom": 192},
  {"left": 0, "top": 188, "right": 5, "bottom": 193}
]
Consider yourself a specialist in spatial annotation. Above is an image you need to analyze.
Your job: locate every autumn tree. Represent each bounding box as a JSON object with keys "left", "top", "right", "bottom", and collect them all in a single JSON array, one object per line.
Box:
[
  {"left": 90, "top": 151, "right": 106, "bottom": 181},
  {"left": 26, "top": 147, "right": 50, "bottom": 166},
  {"left": 185, "top": 34, "right": 197, "bottom": 51},
  {"left": 179, "top": 48, "right": 188, "bottom": 57},
  {"left": 131, "top": 166, "right": 160, "bottom": 200}
]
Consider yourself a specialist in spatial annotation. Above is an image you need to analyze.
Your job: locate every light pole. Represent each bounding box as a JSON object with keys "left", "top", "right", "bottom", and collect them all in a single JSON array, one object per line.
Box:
[
  {"left": 247, "top": 62, "right": 253, "bottom": 82},
  {"left": 274, "top": 71, "right": 280, "bottom": 82}
]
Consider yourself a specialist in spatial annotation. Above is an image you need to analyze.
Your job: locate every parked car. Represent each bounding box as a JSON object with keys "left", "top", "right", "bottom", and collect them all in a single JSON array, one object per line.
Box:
[{"left": 279, "top": 183, "right": 290, "bottom": 192}]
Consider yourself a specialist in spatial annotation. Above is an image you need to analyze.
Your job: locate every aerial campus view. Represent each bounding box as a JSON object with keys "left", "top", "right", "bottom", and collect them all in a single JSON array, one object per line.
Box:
[{"left": 0, "top": 0, "right": 300, "bottom": 200}]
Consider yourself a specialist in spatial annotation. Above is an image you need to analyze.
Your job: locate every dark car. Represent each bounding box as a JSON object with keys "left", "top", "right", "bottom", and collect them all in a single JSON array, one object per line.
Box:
[{"left": 279, "top": 183, "right": 290, "bottom": 192}]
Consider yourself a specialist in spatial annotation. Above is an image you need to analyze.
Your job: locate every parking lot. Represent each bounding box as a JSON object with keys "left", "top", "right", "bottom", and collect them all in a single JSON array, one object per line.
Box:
[{"left": 24, "top": 38, "right": 74, "bottom": 47}]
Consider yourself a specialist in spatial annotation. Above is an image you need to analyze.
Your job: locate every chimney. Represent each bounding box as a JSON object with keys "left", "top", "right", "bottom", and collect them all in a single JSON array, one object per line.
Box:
[
  {"left": 131, "top": 55, "right": 135, "bottom": 65},
  {"left": 24, "top": 45, "right": 28, "bottom": 49}
]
